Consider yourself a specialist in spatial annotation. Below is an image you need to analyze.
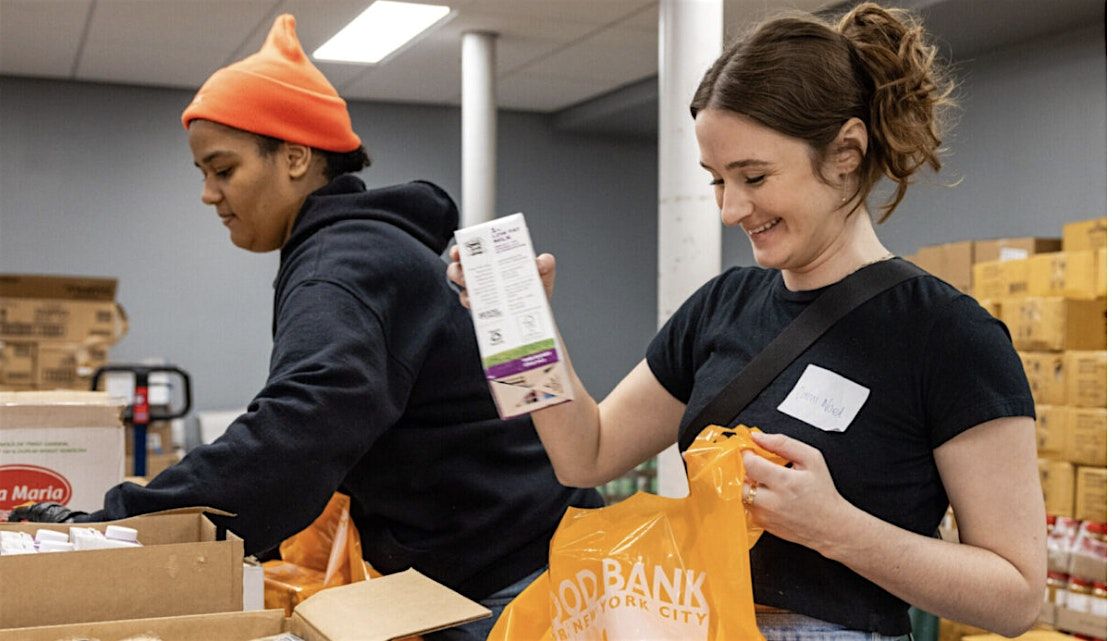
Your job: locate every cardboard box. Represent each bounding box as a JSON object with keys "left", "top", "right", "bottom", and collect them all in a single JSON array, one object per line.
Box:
[
  {"left": 0, "top": 275, "right": 126, "bottom": 391},
  {"left": 1007, "top": 297, "right": 1106, "bottom": 351},
  {"left": 927, "top": 241, "right": 974, "bottom": 294},
  {"left": 1038, "top": 458, "right": 1075, "bottom": 517},
  {"left": 973, "top": 261, "right": 1005, "bottom": 300},
  {"left": 1001, "top": 258, "right": 1030, "bottom": 298},
  {"left": 0, "top": 509, "right": 244, "bottom": 629},
  {"left": 1027, "top": 250, "right": 1105, "bottom": 299},
  {"left": 1063, "top": 250, "right": 1103, "bottom": 299},
  {"left": 1074, "top": 465, "right": 1106, "bottom": 522},
  {"left": 1098, "top": 248, "right": 1106, "bottom": 296},
  {"left": 975, "top": 298, "right": 1002, "bottom": 320},
  {"left": 1062, "top": 217, "right": 1107, "bottom": 252},
  {"left": 0, "top": 296, "right": 126, "bottom": 344},
  {"left": 1026, "top": 252, "right": 1065, "bottom": 298},
  {"left": 973, "top": 237, "right": 1061, "bottom": 263},
  {"left": 0, "top": 391, "right": 124, "bottom": 520},
  {"left": 0, "top": 341, "right": 110, "bottom": 390},
  {"left": 0, "top": 568, "right": 490, "bottom": 641},
  {"left": 1018, "top": 352, "right": 1068, "bottom": 406},
  {"left": 1065, "top": 350, "right": 1106, "bottom": 407},
  {"left": 1035, "top": 405, "right": 1068, "bottom": 459},
  {"left": 1064, "top": 407, "right": 1106, "bottom": 466}
]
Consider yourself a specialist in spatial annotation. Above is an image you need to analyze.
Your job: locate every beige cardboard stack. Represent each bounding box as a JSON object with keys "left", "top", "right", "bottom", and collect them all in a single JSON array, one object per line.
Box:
[
  {"left": 0, "top": 275, "right": 127, "bottom": 391},
  {"left": 978, "top": 219, "right": 1109, "bottom": 523},
  {"left": 909, "top": 237, "right": 1061, "bottom": 297}
]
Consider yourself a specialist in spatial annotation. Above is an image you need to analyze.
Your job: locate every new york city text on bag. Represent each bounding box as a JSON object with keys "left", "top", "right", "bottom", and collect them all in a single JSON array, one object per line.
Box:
[{"left": 489, "top": 424, "right": 787, "bottom": 641}]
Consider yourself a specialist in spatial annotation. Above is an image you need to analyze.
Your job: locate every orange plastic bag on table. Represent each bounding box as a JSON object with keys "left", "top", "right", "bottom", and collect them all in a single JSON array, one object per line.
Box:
[
  {"left": 263, "top": 492, "right": 378, "bottom": 615},
  {"left": 488, "top": 425, "right": 787, "bottom": 641}
]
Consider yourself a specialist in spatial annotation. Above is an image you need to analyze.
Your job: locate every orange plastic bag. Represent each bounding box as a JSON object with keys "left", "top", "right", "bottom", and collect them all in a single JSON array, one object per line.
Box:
[
  {"left": 489, "top": 425, "right": 787, "bottom": 641},
  {"left": 263, "top": 492, "right": 377, "bottom": 615}
]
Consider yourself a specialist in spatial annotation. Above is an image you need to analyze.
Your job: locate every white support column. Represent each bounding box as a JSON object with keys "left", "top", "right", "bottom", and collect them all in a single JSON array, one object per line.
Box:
[
  {"left": 656, "top": 0, "right": 723, "bottom": 498},
  {"left": 461, "top": 31, "right": 498, "bottom": 228}
]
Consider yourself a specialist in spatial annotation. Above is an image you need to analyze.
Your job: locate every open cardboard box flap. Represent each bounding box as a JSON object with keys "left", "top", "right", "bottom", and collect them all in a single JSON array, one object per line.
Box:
[
  {"left": 0, "top": 569, "right": 491, "bottom": 641},
  {"left": 288, "top": 568, "right": 491, "bottom": 641}
]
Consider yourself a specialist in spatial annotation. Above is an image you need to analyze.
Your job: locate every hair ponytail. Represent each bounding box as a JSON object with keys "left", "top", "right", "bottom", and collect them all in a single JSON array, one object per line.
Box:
[
  {"left": 690, "top": 2, "right": 956, "bottom": 222},
  {"left": 838, "top": 3, "right": 955, "bottom": 221}
]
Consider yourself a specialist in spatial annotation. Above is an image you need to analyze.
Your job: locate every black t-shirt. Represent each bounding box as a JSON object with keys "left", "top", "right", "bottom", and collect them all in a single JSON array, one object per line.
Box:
[{"left": 646, "top": 259, "right": 1034, "bottom": 634}]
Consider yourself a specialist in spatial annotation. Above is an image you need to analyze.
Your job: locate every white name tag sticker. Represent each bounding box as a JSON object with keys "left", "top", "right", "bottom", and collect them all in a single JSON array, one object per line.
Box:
[{"left": 777, "top": 364, "right": 870, "bottom": 432}]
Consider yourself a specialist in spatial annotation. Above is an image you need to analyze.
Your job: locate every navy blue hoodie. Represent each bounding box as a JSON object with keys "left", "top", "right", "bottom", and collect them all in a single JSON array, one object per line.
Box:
[{"left": 91, "top": 175, "right": 601, "bottom": 599}]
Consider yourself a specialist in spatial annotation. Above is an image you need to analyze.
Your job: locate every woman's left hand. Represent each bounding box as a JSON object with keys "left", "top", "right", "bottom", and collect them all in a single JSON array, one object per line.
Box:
[{"left": 742, "top": 431, "right": 856, "bottom": 556}]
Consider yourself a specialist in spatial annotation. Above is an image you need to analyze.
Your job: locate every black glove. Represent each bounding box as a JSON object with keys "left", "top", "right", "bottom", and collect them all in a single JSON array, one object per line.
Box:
[{"left": 7, "top": 502, "right": 88, "bottom": 523}]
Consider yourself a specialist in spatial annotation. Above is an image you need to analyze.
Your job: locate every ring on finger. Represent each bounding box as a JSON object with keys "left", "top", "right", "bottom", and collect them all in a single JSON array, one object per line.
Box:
[{"left": 743, "top": 482, "right": 758, "bottom": 507}]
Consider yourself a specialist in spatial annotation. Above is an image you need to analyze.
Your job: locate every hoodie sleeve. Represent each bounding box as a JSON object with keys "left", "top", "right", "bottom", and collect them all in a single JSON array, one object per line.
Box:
[{"left": 88, "top": 279, "right": 412, "bottom": 554}]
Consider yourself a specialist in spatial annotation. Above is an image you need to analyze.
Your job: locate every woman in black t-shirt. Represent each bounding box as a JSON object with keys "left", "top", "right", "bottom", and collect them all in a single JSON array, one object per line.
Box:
[{"left": 449, "top": 2, "right": 1045, "bottom": 638}]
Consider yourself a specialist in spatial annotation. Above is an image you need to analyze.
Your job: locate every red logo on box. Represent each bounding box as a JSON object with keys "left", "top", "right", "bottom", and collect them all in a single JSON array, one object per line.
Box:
[{"left": 0, "top": 464, "right": 73, "bottom": 510}]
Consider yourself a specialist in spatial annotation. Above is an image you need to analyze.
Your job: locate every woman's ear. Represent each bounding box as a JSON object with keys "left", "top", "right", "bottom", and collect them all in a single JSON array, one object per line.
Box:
[
  {"left": 828, "top": 117, "right": 868, "bottom": 177},
  {"left": 284, "top": 143, "right": 313, "bottom": 179}
]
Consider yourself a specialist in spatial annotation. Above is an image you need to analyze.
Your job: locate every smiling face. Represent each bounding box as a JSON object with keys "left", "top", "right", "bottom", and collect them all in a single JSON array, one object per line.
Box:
[
  {"left": 695, "top": 108, "right": 863, "bottom": 282},
  {"left": 188, "top": 120, "right": 312, "bottom": 253}
]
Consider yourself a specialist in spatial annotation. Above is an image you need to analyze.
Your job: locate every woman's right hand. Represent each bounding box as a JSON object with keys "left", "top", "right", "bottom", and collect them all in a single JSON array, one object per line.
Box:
[{"left": 447, "top": 245, "right": 557, "bottom": 309}]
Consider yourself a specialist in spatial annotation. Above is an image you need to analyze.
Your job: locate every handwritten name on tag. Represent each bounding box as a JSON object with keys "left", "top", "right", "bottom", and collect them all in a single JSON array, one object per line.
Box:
[{"left": 777, "top": 364, "right": 869, "bottom": 432}]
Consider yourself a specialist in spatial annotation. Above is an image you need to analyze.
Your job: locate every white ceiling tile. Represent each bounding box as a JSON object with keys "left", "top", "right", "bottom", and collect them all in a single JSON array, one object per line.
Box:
[
  {"left": 510, "top": 26, "right": 656, "bottom": 85},
  {"left": 499, "top": 73, "right": 616, "bottom": 112},
  {"left": 466, "top": 0, "right": 652, "bottom": 25},
  {"left": 0, "top": 0, "right": 93, "bottom": 78},
  {"left": 75, "top": 0, "right": 279, "bottom": 87}
]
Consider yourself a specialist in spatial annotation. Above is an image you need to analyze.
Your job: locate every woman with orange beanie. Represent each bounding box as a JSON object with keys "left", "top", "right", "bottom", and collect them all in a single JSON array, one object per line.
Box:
[{"left": 10, "top": 15, "right": 601, "bottom": 640}]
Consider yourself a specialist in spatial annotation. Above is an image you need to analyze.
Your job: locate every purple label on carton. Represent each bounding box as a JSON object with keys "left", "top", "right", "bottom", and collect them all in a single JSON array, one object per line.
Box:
[{"left": 486, "top": 349, "right": 560, "bottom": 379}]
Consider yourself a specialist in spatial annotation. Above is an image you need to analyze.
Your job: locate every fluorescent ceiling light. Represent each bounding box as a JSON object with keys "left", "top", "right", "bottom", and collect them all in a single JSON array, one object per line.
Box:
[{"left": 313, "top": 1, "right": 452, "bottom": 64}]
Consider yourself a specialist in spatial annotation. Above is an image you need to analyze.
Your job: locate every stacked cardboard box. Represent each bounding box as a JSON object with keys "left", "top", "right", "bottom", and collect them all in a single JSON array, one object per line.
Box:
[
  {"left": 987, "top": 220, "right": 1108, "bottom": 523},
  {"left": 0, "top": 275, "right": 127, "bottom": 391},
  {"left": 909, "top": 237, "right": 1060, "bottom": 296}
]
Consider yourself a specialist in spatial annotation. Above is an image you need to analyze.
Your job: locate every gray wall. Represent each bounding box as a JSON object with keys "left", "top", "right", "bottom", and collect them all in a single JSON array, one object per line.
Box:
[
  {"left": 725, "top": 23, "right": 1107, "bottom": 267},
  {"left": 1, "top": 19, "right": 1105, "bottom": 413},
  {"left": 0, "top": 78, "right": 658, "bottom": 410}
]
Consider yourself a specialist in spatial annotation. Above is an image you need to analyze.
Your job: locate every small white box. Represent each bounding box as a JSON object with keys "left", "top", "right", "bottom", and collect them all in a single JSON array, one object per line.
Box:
[{"left": 455, "top": 214, "right": 574, "bottom": 417}]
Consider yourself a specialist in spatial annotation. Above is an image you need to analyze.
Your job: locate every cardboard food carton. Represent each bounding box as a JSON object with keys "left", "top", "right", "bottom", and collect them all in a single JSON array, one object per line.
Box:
[
  {"left": 1017, "top": 352, "right": 1067, "bottom": 406},
  {"left": 0, "top": 568, "right": 490, "bottom": 641},
  {"left": 454, "top": 214, "right": 574, "bottom": 417},
  {"left": 1064, "top": 407, "right": 1106, "bottom": 466},
  {"left": 1097, "top": 248, "right": 1106, "bottom": 296},
  {"left": 1000, "top": 258, "right": 1030, "bottom": 298},
  {"left": 1062, "top": 217, "right": 1107, "bottom": 252},
  {"left": 0, "top": 274, "right": 127, "bottom": 391},
  {"left": 973, "top": 237, "right": 1061, "bottom": 264},
  {"left": 0, "top": 509, "right": 245, "bottom": 629},
  {"left": 1074, "top": 465, "right": 1107, "bottom": 523},
  {"left": 1027, "top": 251, "right": 1104, "bottom": 299},
  {"left": 1034, "top": 405, "right": 1068, "bottom": 459},
  {"left": 1037, "top": 458, "right": 1075, "bottom": 517},
  {"left": 1064, "top": 350, "right": 1106, "bottom": 407},
  {"left": 973, "top": 261, "right": 1005, "bottom": 300},
  {"left": 0, "top": 275, "right": 126, "bottom": 345},
  {"left": 1005, "top": 297, "right": 1106, "bottom": 351},
  {"left": 914, "top": 241, "right": 974, "bottom": 294},
  {"left": 0, "top": 391, "right": 124, "bottom": 520}
]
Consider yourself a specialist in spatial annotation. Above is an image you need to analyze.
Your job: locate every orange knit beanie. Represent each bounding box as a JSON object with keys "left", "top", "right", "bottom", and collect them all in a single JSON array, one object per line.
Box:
[{"left": 181, "top": 14, "right": 361, "bottom": 152}]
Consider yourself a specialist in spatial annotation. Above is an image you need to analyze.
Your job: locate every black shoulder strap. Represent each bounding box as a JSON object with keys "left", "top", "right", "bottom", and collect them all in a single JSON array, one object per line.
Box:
[{"left": 678, "top": 258, "right": 926, "bottom": 451}]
